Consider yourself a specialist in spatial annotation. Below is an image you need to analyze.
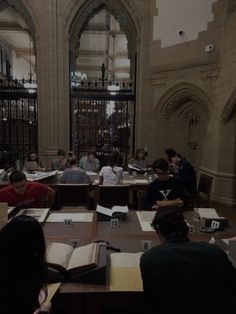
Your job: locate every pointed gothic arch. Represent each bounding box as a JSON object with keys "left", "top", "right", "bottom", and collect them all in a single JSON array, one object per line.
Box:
[
  {"left": 221, "top": 87, "right": 236, "bottom": 123},
  {"left": 156, "top": 82, "right": 212, "bottom": 121},
  {"left": 67, "top": 0, "right": 141, "bottom": 80},
  {"left": 0, "top": 0, "right": 37, "bottom": 37}
]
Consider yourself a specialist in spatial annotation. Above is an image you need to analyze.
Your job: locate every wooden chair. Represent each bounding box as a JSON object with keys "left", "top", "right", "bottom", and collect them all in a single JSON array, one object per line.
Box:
[
  {"left": 186, "top": 173, "right": 213, "bottom": 209},
  {"left": 57, "top": 184, "right": 90, "bottom": 208},
  {"left": 97, "top": 185, "right": 130, "bottom": 208},
  {"left": 137, "top": 190, "right": 150, "bottom": 210}
]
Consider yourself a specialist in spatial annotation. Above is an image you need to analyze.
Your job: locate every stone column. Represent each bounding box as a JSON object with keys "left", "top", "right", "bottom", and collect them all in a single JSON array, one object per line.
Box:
[{"left": 36, "top": 0, "right": 70, "bottom": 167}]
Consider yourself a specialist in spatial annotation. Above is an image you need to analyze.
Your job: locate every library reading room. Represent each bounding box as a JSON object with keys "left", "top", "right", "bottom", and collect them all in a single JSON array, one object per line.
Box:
[{"left": 0, "top": 1, "right": 236, "bottom": 313}]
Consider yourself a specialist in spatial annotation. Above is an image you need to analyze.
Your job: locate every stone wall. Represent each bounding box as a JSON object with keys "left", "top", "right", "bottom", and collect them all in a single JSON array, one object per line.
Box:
[{"left": 16, "top": 0, "right": 236, "bottom": 204}]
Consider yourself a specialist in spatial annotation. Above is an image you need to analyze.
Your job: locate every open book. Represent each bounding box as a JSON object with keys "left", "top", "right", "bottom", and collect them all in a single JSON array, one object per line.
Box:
[
  {"left": 24, "top": 170, "right": 58, "bottom": 181},
  {"left": 96, "top": 204, "right": 128, "bottom": 217},
  {"left": 46, "top": 242, "right": 100, "bottom": 278},
  {"left": 19, "top": 208, "right": 50, "bottom": 223}
]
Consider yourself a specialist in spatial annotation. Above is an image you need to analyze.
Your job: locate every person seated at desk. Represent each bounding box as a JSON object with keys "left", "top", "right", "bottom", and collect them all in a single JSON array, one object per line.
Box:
[
  {"left": 51, "top": 149, "right": 68, "bottom": 171},
  {"left": 99, "top": 152, "right": 123, "bottom": 185},
  {"left": 0, "top": 215, "right": 48, "bottom": 314},
  {"left": 79, "top": 151, "right": 100, "bottom": 172},
  {"left": 129, "top": 148, "right": 148, "bottom": 171},
  {"left": 0, "top": 170, "right": 55, "bottom": 208},
  {"left": 147, "top": 158, "right": 185, "bottom": 209},
  {"left": 165, "top": 148, "right": 179, "bottom": 174},
  {"left": 23, "top": 150, "right": 46, "bottom": 172},
  {"left": 140, "top": 207, "right": 236, "bottom": 314},
  {"left": 60, "top": 156, "right": 92, "bottom": 184},
  {"left": 172, "top": 152, "right": 197, "bottom": 197}
]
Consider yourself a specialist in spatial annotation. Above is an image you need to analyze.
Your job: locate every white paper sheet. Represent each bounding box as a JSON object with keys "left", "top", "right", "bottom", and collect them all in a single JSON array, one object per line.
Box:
[{"left": 46, "top": 212, "right": 94, "bottom": 223}]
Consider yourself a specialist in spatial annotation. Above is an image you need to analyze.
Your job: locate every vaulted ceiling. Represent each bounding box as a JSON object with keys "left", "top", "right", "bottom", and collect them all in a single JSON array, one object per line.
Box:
[
  {"left": 0, "top": 6, "right": 35, "bottom": 77},
  {"left": 0, "top": 7, "right": 129, "bottom": 82}
]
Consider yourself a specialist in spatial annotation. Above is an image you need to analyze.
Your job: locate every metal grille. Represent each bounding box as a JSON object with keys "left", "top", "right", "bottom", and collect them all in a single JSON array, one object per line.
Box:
[
  {"left": 70, "top": 80, "right": 135, "bottom": 166},
  {"left": 0, "top": 78, "right": 37, "bottom": 168}
]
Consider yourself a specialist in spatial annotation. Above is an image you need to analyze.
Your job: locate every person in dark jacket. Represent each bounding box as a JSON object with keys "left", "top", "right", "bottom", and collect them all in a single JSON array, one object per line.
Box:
[
  {"left": 147, "top": 158, "right": 185, "bottom": 209},
  {"left": 140, "top": 207, "right": 236, "bottom": 314}
]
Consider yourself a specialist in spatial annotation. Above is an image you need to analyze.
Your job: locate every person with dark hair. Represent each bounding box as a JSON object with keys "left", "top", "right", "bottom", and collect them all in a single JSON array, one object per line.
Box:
[
  {"left": 99, "top": 152, "right": 123, "bottom": 185},
  {"left": 60, "top": 156, "right": 92, "bottom": 184},
  {"left": 140, "top": 207, "right": 236, "bottom": 314},
  {"left": 0, "top": 170, "right": 55, "bottom": 208},
  {"left": 165, "top": 148, "right": 176, "bottom": 163},
  {"left": 165, "top": 147, "right": 179, "bottom": 174},
  {"left": 79, "top": 151, "right": 100, "bottom": 172},
  {"left": 172, "top": 152, "right": 197, "bottom": 197},
  {"left": 51, "top": 149, "right": 68, "bottom": 171},
  {"left": 147, "top": 158, "right": 185, "bottom": 208},
  {"left": 0, "top": 215, "right": 47, "bottom": 314},
  {"left": 130, "top": 148, "right": 147, "bottom": 171},
  {"left": 23, "top": 150, "right": 46, "bottom": 172}
]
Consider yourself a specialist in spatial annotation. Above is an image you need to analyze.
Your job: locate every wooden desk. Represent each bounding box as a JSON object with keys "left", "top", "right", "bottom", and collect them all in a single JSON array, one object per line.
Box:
[
  {"left": 43, "top": 209, "right": 97, "bottom": 241},
  {"left": 49, "top": 209, "right": 236, "bottom": 314}
]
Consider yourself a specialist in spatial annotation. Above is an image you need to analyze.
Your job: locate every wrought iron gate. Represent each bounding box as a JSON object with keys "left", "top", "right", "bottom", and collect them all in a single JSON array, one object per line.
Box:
[
  {"left": 70, "top": 80, "right": 135, "bottom": 166},
  {"left": 0, "top": 78, "right": 37, "bottom": 168}
]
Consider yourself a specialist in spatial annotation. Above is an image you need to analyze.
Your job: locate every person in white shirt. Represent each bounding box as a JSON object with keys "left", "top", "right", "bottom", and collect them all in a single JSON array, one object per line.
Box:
[{"left": 99, "top": 152, "right": 123, "bottom": 185}]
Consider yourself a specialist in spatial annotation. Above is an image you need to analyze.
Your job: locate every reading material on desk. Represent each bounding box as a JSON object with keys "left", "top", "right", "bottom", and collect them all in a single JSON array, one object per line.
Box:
[
  {"left": 110, "top": 252, "right": 143, "bottom": 291},
  {"left": 136, "top": 211, "right": 156, "bottom": 232},
  {"left": 96, "top": 204, "right": 129, "bottom": 217},
  {"left": 24, "top": 170, "right": 58, "bottom": 181},
  {"left": 134, "top": 179, "right": 149, "bottom": 184},
  {"left": 86, "top": 171, "right": 98, "bottom": 176},
  {"left": 46, "top": 242, "right": 99, "bottom": 277},
  {"left": 194, "top": 208, "right": 219, "bottom": 219},
  {"left": 46, "top": 212, "right": 94, "bottom": 223},
  {"left": 19, "top": 208, "right": 50, "bottom": 223}
]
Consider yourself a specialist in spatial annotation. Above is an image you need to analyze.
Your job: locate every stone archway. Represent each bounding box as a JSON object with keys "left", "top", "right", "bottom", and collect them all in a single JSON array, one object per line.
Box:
[
  {"left": 155, "top": 82, "right": 212, "bottom": 165},
  {"left": 1, "top": 0, "right": 37, "bottom": 37},
  {"left": 68, "top": 0, "right": 141, "bottom": 80},
  {"left": 221, "top": 87, "right": 236, "bottom": 124},
  {"left": 156, "top": 82, "right": 212, "bottom": 122}
]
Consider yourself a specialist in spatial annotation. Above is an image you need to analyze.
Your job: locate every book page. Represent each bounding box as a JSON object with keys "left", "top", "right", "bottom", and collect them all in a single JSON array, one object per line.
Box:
[
  {"left": 110, "top": 252, "right": 143, "bottom": 291},
  {"left": 128, "top": 164, "right": 141, "bottom": 171},
  {"left": 46, "top": 212, "right": 94, "bottom": 223},
  {"left": 67, "top": 243, "right": 98, "bottom": 270},
  {"left": 110, "top": 252, "right": 143, "bottom": 267},
  {"left": 96, "top": 204, "right": 112, "bottom": 216},
  {"left": 86, "top": 171, "right": 98, "bottom": 175},
  {"left": 46, "top": 242, "right": 74, "bottom": 270},
  {"left": 136, "top": 211, "right": 156, "bottom": 232},
  {"left": 25, "top": 170, "right": 58, "bottom": 181},
  {"left": 21, "top": 208, "right": 50, "bottom": 223},
  {"left": 111, "top": 205, "right": 129, "bottom": 214},
  {"left": 110, "top": 267, "right": 143, "bottom": 291},
  {"left": 134, "top": 179, "right": 149, "bottom": 184},
  {"left": 194, "top": 208, "right": 219, "bottom": 219}
]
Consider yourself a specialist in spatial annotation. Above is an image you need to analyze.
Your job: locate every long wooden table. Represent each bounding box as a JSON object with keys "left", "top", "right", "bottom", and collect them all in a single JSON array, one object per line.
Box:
[{"left": 47, "top": 209, "right": 236, "bottom": 314}]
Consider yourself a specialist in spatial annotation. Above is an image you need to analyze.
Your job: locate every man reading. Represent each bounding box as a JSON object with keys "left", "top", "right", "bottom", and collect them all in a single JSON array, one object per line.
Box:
[
  {"left": 0, "top": 170, "right": 55, "bottom": 208},
  {"left": 140, "top": 207, "right": 236, "bottom": 314}
]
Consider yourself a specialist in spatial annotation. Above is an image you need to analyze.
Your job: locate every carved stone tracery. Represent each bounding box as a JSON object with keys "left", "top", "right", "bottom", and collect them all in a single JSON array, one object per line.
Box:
[{"left": 157, "top": 83, "right": 212, "bottom": 121}]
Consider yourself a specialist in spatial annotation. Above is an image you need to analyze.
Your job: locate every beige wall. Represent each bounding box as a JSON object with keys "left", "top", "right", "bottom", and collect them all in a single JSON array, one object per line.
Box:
[{"left": 18, "top": 0, "right": 236, "bottom": 204}]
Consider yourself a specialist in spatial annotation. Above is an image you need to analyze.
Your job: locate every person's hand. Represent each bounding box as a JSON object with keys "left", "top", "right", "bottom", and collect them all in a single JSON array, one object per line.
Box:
[{"left": 175, "top": 198, "right": 184, "bottom": 207}]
